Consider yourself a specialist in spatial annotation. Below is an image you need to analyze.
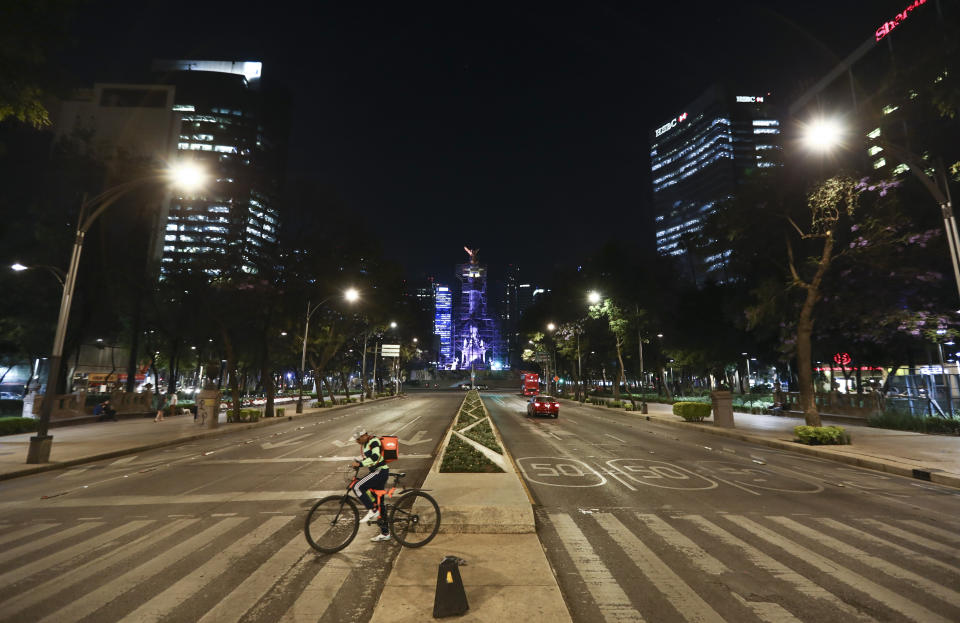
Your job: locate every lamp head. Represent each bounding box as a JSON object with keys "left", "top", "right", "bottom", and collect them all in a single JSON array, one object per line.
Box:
[
  {"left": 344, "top": 288, "right": 359, "bottom": 302},
  {"left": 11, "top": 263, "right": 28, "bottom": 272},
  {"left": 587, "top": 291, "right": 601, "bottom": 304},
  {"left": 169, "top": 161, "right": 206, "bottom": 191},
  {"left": 802, "top": 117, "right": 844, "bottom": 152}
]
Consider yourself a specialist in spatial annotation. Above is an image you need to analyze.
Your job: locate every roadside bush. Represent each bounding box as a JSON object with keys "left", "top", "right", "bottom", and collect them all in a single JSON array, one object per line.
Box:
[
  {"left": 673, "top": 401, "right": 711, "bottom": 422},
  {"left": 275, "top": 407, "right": 285, "bottom": 417},
  {"left": 793, "top": 425, "right": 851, "bottom": 445},
  {"left": 0, "top": 417, "right": 38, "bottom": 435},
  {"left": 439, "top": 435, "right": 504, "bottom": 473},
  {"left": 461, "top": 419, "right": 503, "bottom": 453},
  {"left": 228, "top": 409, "right": 261, "bottom": 423},
  {"left": 868, "top": 412, "right": 960, "bottom": 434}
]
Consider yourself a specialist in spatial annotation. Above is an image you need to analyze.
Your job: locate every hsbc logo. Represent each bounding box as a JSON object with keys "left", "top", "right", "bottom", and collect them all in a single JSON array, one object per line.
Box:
[{"left": 655, "top": 112, "right": 689, "bottom": 137}]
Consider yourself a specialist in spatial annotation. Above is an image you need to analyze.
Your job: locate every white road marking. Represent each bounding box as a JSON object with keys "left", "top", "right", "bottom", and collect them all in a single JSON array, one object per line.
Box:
[
  {"left": 731, "top": 592, "right": 802, "bottom": 623},
  {"left": 196, "top": 530, "right": 308, "bottom": 623},
  {"left": 815, "top": 517, "right": 960, "bottom": 577},
  {"left": 119, "top": 516, "right": 293, "bottom": 622},
  {"left": 549, "top": 512, "right": 642, "bottom": 622},
  {"left": 0, "top": 522, "right": 103, "bottom": 565},
  {"left": 682, "top": 515, "right": 873, "bottom": 622},
  {"left": 604, "top": 434, "right": 627, "bottom": 443},
  {"left": 277, "top": 536, "right": 376, "bottom": 622},
  {"left": 0, "top": 523, "right": 58, "bottom": 546},
  {"left": 770, "top": 516, "right": 960, "bottom": 607},
  {"left": 727, "top": 514, "right": 950, "bottom": 623},
  {"left": 635, "top": 514, "right": 727, "bottom": 576},
  {"left": 595, "top": 513, "right": 724, "bottom": 623},
  {"left": 602, "top": 466, "right": 638, "bottom": 492},
  {"left": 0, "top": 490, "right": 339, "bottom": 509},
  {"left": 857, "top": 518, "right": 960, "bottom": 558},
  {"left": 109, "top": 456, "right": 139, "bottom": 466},
  {"left": 261, "top": 433, "right": 313, "bottom": 450},
  {"left": 0, "top": 519, "right": 199, "bottom": 618},
  {"left": 404, "top": 430, "right": 433, "bottom": 445},
  {"left": 38, "top": 517, "right": 246, "bottom": 623},
  {"left": 899, "top": 519, "right": 960, "bottom": 544},
  {"left": 0, "top": 520, "right": 153, "bottom": 590}
]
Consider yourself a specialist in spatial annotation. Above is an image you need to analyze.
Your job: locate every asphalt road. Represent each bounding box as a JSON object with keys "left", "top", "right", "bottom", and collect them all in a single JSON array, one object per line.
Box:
[
  {"left": 0, "top": 392, "right": 463, "bottom": 623},
  {"left": 485, "top": 392, "right": 960, "bottom": 623}
]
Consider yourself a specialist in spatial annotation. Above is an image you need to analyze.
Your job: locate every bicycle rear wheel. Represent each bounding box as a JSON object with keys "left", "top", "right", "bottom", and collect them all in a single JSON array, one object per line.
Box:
[
  {"left": 388, "top": 491, "right": 441, "bottom": 548},
  {"left": 305, "top": 496, "right": 359, "bottom": 553}
]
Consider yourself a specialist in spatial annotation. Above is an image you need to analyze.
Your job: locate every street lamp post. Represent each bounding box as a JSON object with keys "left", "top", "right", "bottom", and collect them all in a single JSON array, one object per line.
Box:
[
  {"left": 28, "top": 164, "right": 205, "bottom": 464},
  {"left": 297, "top": 288, "right": 358, "bottom": 413}
]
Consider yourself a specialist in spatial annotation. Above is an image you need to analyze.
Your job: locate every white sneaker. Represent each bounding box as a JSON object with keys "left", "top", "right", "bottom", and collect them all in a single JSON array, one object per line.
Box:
[
  {"left": 360, "top": 509, "right": 380, "bottom": 523},
  {"left": 370, "top": 533, "right": 391, "bottom": 542}
]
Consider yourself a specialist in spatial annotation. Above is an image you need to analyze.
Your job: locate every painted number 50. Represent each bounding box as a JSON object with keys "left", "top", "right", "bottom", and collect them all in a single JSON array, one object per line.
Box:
[{"left": 530, "top": 463, "right": 585, "bottom": 477}]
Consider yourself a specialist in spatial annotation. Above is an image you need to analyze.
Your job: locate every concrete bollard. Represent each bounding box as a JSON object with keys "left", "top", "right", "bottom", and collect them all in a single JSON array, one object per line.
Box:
[{"left": 433, "top": 556, "right": 468, "bottom": 618}]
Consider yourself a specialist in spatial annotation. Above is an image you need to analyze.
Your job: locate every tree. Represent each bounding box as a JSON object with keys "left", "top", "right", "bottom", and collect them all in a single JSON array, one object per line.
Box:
[{"left": 589, "top": 298, "right": 630, "bottom": 400}]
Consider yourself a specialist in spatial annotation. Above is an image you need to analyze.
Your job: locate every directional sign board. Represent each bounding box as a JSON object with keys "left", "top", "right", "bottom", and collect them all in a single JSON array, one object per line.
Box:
[
  {"left": 534, "top": 353, "right": 551, "bottom": 362},
  {"left": 381, "top": 344, "right": 400, "bottom": 357}
]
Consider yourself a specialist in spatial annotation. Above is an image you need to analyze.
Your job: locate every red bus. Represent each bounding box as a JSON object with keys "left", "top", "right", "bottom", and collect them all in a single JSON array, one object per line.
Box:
[{"left": 521, "top": 373, "right": 540, "bottom": 396}]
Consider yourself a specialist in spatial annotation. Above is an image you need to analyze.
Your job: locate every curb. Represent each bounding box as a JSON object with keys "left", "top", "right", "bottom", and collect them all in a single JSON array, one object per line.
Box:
[
  {"left": 0, "top": 397, "right": 394, "bottom": 482},
  {"left": 565, "top": 399, "right": 960, "bottom": 490}
]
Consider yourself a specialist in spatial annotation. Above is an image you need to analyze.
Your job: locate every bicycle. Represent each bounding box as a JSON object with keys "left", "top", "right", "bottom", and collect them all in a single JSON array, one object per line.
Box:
[{"left": 304, "top": 466, "right": 441, "bottom": 553}]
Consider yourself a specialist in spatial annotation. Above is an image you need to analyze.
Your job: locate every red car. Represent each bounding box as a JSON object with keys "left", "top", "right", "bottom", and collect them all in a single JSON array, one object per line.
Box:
[{"left": 527, "top": 395, "right": 559, "bottom": 418}]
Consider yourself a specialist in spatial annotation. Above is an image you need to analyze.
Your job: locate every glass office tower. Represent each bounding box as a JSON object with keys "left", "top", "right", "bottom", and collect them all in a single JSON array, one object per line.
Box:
[{"left": 650, "top": 85, "right": 781, "bottom": 282}]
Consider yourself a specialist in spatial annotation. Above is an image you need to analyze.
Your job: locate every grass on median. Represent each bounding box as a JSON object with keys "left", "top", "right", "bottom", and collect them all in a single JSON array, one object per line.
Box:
[
  {"left": 461, "top": 419, "right": 503, "bottom": 454},
  {"left": 439, "top": 434, "right": 504, "bottom": 473}
]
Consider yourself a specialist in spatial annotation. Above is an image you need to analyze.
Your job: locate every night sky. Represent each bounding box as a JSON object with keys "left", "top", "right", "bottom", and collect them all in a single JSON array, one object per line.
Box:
[{"left": 65, "top": 0, "right": 911, "bottom": 282}]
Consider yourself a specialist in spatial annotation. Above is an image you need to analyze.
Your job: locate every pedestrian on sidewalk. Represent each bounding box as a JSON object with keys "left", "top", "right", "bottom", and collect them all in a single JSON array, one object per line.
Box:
[
  {"left": 98, "top": 400, "right": 118, "bottom": 421},
  {"left": 155, "top": 395, "right": 166, "bottom": 422}
]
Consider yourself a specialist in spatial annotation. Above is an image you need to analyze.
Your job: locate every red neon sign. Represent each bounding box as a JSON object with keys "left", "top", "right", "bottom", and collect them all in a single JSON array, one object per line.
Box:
[
  {"left": 875, "top": 0, "right": 927, "bottom": 42},
  {"left": 833, "top": 352, "right": 852, "bottom": 366}
]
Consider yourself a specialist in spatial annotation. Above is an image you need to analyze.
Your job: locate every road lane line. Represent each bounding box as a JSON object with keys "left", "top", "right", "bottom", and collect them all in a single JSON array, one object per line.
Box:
[
  {"left": 635, "top": 514, "right": 727, "bottom": 576},
  {"left": 898, "top": 519, "right": 960, "bottom": 545},
  {"left": 0, "top": 519, "right": 199, "bottom": 619},
  {"left": 0, "top": 522, "right": 103, "bottom": 565},
  {"left": 816, "top": 517, "right": 960, "bottom": 577},
  {"left": 770, "top": 516, "right": 960, "bottom": 608},
  {"left": 682, "top": 515, "right": 874, "bottom": 622},
  {"left": 600, "top": 464, "right": 637, "bottom": 492},
  {"left": 196, "top": 530, "right": 308, "bottom": 623},
  {"left": 0, "top": 520, "right": 153, "bottom": 590},
  {"left": 0, "top": 490, "right": 339, "bottom": 509},
  {"left": 856, "top": 519, "right": 960, "bottom": 558},
  {"left": 278, "top": 530, "right": 377, "bottom": 622},
  {"left": 38, "top": 517, "right": 246, "bottom": 623},
  {"left": 726, "top": 514, "right": 949, "bottom": 623},
  {"left": 595, "top": 513, "right": 724, "bottom": 623},
  {"left": 120, "top": 516, "right": 293, "bottom": 622},
  {"left": 549, "top": 512, "right": 642, "bottom": 622},
  {"left": 604, "top": 434, "right": 627, "bottom": 443},
  {"left": 0, "top": 523, "right": 58, "bottom": 547}
]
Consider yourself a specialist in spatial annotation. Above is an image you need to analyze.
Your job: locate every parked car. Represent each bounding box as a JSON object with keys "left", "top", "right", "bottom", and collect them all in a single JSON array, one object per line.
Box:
[{"left": 527, "top": 395, "right": 559, "bottom": 418}]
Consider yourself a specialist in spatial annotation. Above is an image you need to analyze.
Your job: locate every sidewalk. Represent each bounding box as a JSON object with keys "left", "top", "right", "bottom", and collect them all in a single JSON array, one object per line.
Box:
[
  {"left": 0, "top": 398, "right": 383, "bottom": 481},
  {"left": 595, "top": 400, "right": 960, "bottom": 489}
]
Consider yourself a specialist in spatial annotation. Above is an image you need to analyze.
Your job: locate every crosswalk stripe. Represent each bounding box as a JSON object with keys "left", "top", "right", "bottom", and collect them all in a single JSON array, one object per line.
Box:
[
  {"left": 38, "top": 517, "right": 247, "bottom": 623},
  {"left": 727, "top": 515, "right": 951, "bottom": 623},
  {"left": 595, "top": 514, "right": 724, "bottom": 623},
  {"left": 0, "top": 519, "right": 199, "bottom": 619},
  {"left": 856, "top": 518, "right": 960, "bottom": 558},
  {"left": 196, "top": 530, "right": 309, "bottom": 623},
  {"left": 0, "top": 523, "right": 58, "bottom": 547},
  {"left": 635, "top": 514, "right": 727, "bottom": 576},
  {"left": 0, "top": 521, "right": 103, "bottom": 566},
  {"left": 770, "top": 516, "right": 960, "bottom": 608},
  {"left": 549, "top": 512, "right": 642, "bottom": 622},
  {"left": 682, "top": 515, "right": 874, "bottom": 622},
  {"left": 730, "top": 592, "right": 802, "bottom": 623},
  {"left": 278, "top": 534, "right": 377, "bottom": 622},
  {"left": 0, "top": 520, "right": 153, "bottom": 590},
  {"left": 0, "top": 490, "right": 339, "bottom": 510},
  {"left": 816, "top": 518, "right": 960, "bottom": 577},
  {"left": 899, "top": 519, "right": 960, "bottom": 545},
  {"left": 119, "top": 515, "right": 293, "bottom": 622}
]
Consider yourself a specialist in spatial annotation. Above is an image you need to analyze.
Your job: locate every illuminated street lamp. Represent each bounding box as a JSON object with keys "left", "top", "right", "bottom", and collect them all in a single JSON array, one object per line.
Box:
[
  {"left": 10, "top": 263, "right": 65, "bottom": 286},
  {"left": 801, "top": 117, "right": 845, "bottom": 152},
  {"left": 546, "top": 322, "right": 557, "bottom": 393},
  {"left": 28, "top": 162, "right": 207, "bottom": 464},
  {"left": 588, "top": 290, "right": 601, "bottom": 305},
  {"left": 297, "top": 288, "right": 359, "bottom": 413}
]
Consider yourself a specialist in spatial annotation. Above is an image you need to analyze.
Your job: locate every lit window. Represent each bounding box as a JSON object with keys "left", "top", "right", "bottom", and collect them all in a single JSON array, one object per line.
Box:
[
  {"left": 867, "top": 128, "right": 881, "bottom": 139},
  {"left": 753, "top": 128, "right": 779, "bottom": 134},
  {"left": 752, "top": 120, "right": 779, "bottom": 127},
  {"left": 164, "top": 234, "right": 176, "bottom": 241},
  {"left": 882, "top": 105, "right": 899, "bottom": 115},
  {"left": 163, "top": 245, "right": 175, "bottom": 252},
  {"left": 209, "top": 206, "right": 230, "bottom": 213},
  {"left": 172, "top": 104, "right": 194, "bottom": 112},
  {"left": 166, "top": 224, "right": 177, "bottom": 231},
  {"left": 873, "top": 157, "right": 887, "bottom": 169},
  {"left": 868, "top": 146, "right": 883, "bottom": 156},
  {"left": 192, "top": 134, "right": 214, "bottom": 141},
  {"left": 214, "top": 145, "right": 236, "bottom": 153}
]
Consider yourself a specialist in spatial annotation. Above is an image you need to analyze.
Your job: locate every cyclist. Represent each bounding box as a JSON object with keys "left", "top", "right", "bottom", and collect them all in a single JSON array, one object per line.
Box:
[{"left": 351, "top": 426, "right": 391, "bottom": 542}]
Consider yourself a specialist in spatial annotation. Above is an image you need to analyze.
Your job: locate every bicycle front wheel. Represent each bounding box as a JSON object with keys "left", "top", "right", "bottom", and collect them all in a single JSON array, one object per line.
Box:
[
  {"left": 388, "top": 491, "right": 441, "bottom": 547},
  {"left": 305, "top": 496, "right": 359, "bottom": 553}
]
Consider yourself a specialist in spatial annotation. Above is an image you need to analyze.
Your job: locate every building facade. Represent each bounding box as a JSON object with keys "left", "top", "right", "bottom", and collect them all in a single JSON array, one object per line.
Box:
[
  {"left": 152, "top": 60, "right": 287, "bottom": 278},
  {"left": 651, "top": 85, "right": 781, "bottom": 282},
  {"left": 433, "top": 284, "right": 454, "bottom": 368}
]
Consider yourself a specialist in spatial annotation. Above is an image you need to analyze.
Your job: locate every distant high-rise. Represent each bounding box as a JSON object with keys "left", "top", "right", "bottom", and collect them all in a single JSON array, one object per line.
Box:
[
  {"left": 434, "top": 284, "right": 453, "bottom": 368},
  {"left": 152, "top": 60, "right": 289, "bottom": 278},
  {"left": 452, "top": 248, "right": 502, "bottom": 370},
  {"left": 650, "top": 85, "right": 781, "bottom": 282}
]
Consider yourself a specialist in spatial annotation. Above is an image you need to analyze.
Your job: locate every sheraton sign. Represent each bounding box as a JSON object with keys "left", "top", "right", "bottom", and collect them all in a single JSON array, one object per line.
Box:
[{"left": 875, "top": 0, "right": 927, "bottom": 42}]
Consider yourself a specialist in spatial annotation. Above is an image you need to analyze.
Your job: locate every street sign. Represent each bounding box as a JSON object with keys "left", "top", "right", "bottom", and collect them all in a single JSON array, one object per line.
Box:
[
  {"left": 534, "top": 354, "right": 551, "bottom": 362},
  {"left": 381, "top": 344, "right": 400, "bottom": 357},
  {"left": 553, "top": 376, "right": 560, "bottom": 383}
]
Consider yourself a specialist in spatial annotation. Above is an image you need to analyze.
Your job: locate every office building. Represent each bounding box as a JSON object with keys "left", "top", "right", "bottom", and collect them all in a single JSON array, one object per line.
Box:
[
  {"left": 152, "top": 60, "right": 288, "bottom": 278},
  {"left": 434, "top": 284, "right": 453, "bottom": 368},
  {"left": 452, "top": 249, "right": 502, "bottom": 370},
  {"left": 650, "top": 85, "right": 781, "bottom": 281}
]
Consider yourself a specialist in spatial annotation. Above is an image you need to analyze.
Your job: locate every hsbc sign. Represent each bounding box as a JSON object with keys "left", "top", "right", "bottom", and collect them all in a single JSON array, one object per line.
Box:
[{"left": 655, "top": 112, "right": 689, "bottom": 137}]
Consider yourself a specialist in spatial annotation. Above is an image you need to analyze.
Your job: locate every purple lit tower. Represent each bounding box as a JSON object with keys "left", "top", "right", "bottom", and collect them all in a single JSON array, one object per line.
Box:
[{"left": 453, "top": 247, "right": 502, "bottom": 370}]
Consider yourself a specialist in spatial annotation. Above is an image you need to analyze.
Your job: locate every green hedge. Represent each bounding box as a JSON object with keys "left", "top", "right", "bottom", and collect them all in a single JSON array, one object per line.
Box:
[
  {"left": 461, "top": 419, "right": 503, "bottom": 454},
  {"left": 0, "top": 417, "right": 38, "bottom": 435},
  {"left": 794, "top": 425, "right": 851, "bottom": 445},
  {"left": 227, "top": 408, "right": 261, "bottom": 423},
  {"left": 867, "top": 412, "right": 960, "bottom": 434},
  {"left": 673, "top": 401, "right": 712, "bottom": 422},
  {"left": 439, "top": 435, "right": 504, "bottom": 473}
]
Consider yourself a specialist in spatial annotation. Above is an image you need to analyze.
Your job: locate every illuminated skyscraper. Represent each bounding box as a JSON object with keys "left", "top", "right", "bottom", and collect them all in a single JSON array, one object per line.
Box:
[
  {"left": 434, "top": 284, "right": 453, "bottom": 368},
  {"left": 650, "top": 85, "right": 781, "bottom": 282},
  {"left": 452, "top": 248, "right": 502, "bottom": 370},
  {"left": 152, "top": 60, "right": 289, "bottom": 278}
]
